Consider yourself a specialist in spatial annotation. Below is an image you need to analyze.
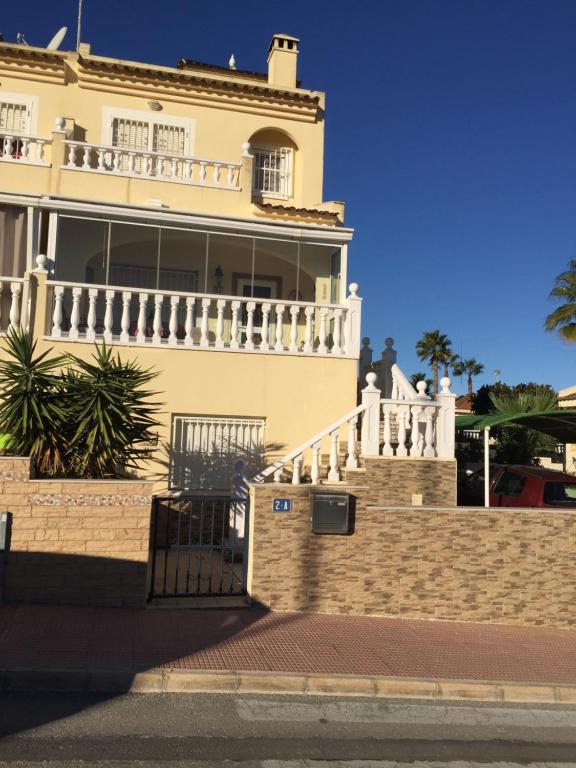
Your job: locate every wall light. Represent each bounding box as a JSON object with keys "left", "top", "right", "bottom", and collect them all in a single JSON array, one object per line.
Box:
[{"left": 147, "top": 100, "right": 163, "bottom": 111}]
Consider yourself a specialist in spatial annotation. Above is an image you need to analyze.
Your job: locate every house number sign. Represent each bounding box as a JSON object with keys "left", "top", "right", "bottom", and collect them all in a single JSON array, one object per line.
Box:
[{"left": 273, "top": 499, "right": 292, "bottom": 513}]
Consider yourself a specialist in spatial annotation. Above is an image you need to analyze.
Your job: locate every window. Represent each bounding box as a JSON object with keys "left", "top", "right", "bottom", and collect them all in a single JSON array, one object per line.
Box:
[
  {"left": 543, "top": 482, "right": 576, "bottom": 506},
  {"left": 253, "top": 147, "right": 292, "bottom": 198},
  {"left": 0, "top": 93, "right": 35, "bottom": 136},
  {"left": 492, "top": 471, "right": 526, "bottom": 498}
]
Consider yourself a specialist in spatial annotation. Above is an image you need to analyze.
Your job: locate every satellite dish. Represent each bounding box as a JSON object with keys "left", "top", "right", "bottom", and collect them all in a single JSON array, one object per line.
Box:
[{"left": 46, "top": 26, "right": 67, "bottom": 51}]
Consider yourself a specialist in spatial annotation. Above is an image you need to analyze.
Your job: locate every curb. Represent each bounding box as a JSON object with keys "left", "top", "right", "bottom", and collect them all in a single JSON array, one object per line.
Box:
[{"left": 2, "top": 668, "right": 576, "bottom": 704}]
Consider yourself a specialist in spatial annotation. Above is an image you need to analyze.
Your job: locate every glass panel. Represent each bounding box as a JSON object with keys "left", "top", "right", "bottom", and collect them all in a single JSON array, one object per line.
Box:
[
  {"left": 252, "top": 238, "right": 298, "bottom": 302},
  {"left": 0, "top": 205, "right": 27, "bottom": 277},
  {"left": 158, "top": 228, "right": 206, "bottom": 293},
  {"left": 208, "top": 233, "right": 254, "bottom": 297},
  {"left": 299, "top": 243, "right": 342, "bottom": 305},
  {"left": 543, "top": 482, "right": 576, "bottom": 506},
  {"left": 108, "top": 222, "right": 159, "bottom": 289},
  {"left": 55, "top": 217, "right": 109, "bottom": 284}
]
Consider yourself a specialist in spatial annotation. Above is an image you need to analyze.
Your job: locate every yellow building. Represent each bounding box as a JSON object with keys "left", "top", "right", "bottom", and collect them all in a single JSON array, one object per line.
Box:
[{"left": 0, "top": 33, "right": 362, "bottom": 489}]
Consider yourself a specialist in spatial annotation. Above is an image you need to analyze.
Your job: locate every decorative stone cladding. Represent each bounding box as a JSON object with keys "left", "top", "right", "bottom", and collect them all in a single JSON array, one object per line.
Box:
[
  {"left": 1, "top": 457, "right": 154, "bottom": 608},
  {"left": 348, "top": 457, "right": 456, "bottom": 506},
  {"left": 249, "top": 458, "right": 576, "bottom": 629}
]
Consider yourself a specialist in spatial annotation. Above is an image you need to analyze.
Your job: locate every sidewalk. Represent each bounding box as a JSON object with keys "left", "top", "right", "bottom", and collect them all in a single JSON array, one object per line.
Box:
[{"left": 2, "top": 603, "right": 576, "bottom": 701}]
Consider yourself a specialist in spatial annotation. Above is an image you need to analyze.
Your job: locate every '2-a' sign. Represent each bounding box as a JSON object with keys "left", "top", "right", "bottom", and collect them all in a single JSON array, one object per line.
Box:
[{"left": 273, "top": 498, "right": 292, "bottom": 513}]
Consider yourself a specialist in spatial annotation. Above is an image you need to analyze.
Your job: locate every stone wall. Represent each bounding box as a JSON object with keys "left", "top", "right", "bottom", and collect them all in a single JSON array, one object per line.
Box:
[
  {"left": 1, "top": 457, "right": 154, "bottom": 607},
  {"left": 348, "top": 457, "right": 456, "bottom": 506},
  {"left": 248, "top": 461, "right": 576, "bottom": 629}
]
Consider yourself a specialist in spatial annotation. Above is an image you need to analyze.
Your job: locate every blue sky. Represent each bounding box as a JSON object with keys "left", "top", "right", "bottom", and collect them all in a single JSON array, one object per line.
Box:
[{"left": 4, "top": 0, "right": 576, "bottom": 393}]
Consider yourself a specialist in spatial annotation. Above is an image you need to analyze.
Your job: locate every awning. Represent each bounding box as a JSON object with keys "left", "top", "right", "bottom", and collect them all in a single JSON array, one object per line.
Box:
[{"left": 456, "top": 410, "right": 576, "bottom": 443}]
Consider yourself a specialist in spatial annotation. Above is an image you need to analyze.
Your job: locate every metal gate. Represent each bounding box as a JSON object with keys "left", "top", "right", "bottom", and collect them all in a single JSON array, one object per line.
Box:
[{"left": 149, "top": 495, "right": 249, "bottom": 599}]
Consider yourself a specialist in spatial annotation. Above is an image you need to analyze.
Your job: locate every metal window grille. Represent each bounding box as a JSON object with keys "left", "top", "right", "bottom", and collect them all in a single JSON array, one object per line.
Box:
[
  {"left": 253, "top": 147, "right": 291, "bottom": 197},
  {"left": 0, "top": 101, "right": 29, "bottom": 136}
]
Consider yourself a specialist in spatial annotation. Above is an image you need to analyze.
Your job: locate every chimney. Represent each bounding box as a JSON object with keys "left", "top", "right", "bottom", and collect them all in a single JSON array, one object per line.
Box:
[{"left": 267, "top": 33, "right": 299, "bottom": 89}]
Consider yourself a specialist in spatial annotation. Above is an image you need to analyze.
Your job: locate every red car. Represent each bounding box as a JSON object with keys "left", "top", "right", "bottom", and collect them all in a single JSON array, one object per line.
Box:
[{"left": 490, "top": 465, "right": 576, "bottom": 508}]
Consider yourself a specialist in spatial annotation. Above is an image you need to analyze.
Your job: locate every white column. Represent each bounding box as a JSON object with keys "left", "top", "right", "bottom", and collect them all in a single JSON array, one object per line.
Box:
[
  {"left": 346, "top": 416, "right": 359, "bottom": 469},
  {"left": 51, "top": 285, "right": 64, "bottom": 337},
  {"left": 86, "top": 288, "right": 98, "bottom": 342},
  {"left": 136, "top": 293, "right": 148, "bottom": 344},
  {"left": 103, "top": 289, "right": 115, "bottom": 343},
  {"left": 274, "top": 304, "right": 285, "bottom": 351},
  {"left": 304, "top": 305, "right": 314, "bottom": 353},
  {"left": 168, "top": 295, "right": 179, "bottom": 345},
  {"left": 344, "top": 282, "right": 362, "bottom": 357},
  {"left": 318, "top": 307, "right": 328, "bottom": 354},
  {"left": 215, "top": 299, "right": 226, "bottom": 349},
  {"left": 360, "top": 372, "right": 381, "bottom": 456},
  {"left": 260, "top": 303, "right": 271, "bottom": 351},
  {"left": 436, "top": 377, "right": 456, "bottom": 458},
  {"left": 184, "top": 297, "right": 195, "bottom": 347},
  {"left": 423, "top": 406, "right": 436, "bottom": 458},
  {"left": 289, "top": 305, "right": 299, "bottom": 352},
  {"left": 382, "top": 405, "right": 394, "bottom": 456},
  {"left": 200, "top": 298, "right": 211, "bottom": 347},
  {"left": 332, "top": 308, "right": 343, "bottom": 355},
  {"left": 68, "top": 286, "right": 82, "bottom": 340},
  {"left": 311, "top": 442, "right": 321, "bottom": 484},
  {"left": 66, "top": 143, "right": 77, "bottom": 167},
  {"left": 152, "top": 294, "right": 163, "bottom": 344},
  {"left": 230, "top": 301, "right": 240, "bottom": 349},
  {"left": 8, "top": 282, "right": 22, "bottom": 332},
  {"left": 119, "top": 291, "right": 131, "bottom": 343},
  {"left": 396, "top": 405, "right": 409, "bottom": 457},
  {"left": 409, "top": 405, "right": 422, "bottom": 457},
  {"left": 328, "top": 429, "right": 340, "bottom": 482},
  {"left": 245, "top": 301, "right": 255, "bottom": 351},
  {"left": 291, "top": 455, "right": 302, "bottom": 485}
]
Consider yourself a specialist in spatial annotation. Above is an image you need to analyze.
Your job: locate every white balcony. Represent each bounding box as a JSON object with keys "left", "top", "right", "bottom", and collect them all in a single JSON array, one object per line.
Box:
[
  {"left": 0, "top": 133, "right": 50, "bottom": 166},
  {"left": 62, "top": 141, "right": 242, "bottom": 191},
  {"left": 45, "top": 280, "right": 362, "bottom": 359}
]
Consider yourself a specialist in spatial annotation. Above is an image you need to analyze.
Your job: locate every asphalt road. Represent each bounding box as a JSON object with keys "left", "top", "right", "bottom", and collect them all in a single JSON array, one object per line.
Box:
[{"left": 1, "top": 692, "right": 576, "bottom": 765}]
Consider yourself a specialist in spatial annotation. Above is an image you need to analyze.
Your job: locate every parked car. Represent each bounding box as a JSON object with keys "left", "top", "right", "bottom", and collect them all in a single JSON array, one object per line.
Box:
[{"left": 458, "top": 464, "right": 576, "bottom": 508}]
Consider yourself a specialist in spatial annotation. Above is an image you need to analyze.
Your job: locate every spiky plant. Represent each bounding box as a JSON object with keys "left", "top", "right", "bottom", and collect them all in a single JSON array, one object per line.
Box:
[
  {"left": 545, "top": 259, "right": 576, "bottom": 341},
  {"left": 64, "top": 345, "right": 161, "bottom": 478},
  {"left": 0, "top": 330, "right": 68, "bottom": 475}
]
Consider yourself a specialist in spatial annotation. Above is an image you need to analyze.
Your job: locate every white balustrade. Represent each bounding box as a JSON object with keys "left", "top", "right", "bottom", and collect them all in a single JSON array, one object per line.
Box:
[
  {"left": 0, "top": 133, "right": 50, "bottom": 166},
  {"left": 62, "top": 140, "right": 241, "bottom": 190},
  {"left": 44, "top": 281, "right": 362, "bottom": 361}
]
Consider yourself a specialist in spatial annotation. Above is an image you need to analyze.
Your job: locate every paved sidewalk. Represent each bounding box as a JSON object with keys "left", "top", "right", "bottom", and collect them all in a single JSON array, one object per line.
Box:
[{"left": 2, "top": 603, "right": 576, "bottom": 686}]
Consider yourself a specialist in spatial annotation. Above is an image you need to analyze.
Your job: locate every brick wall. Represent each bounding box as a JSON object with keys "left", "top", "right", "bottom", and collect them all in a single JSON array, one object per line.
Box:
[
  {"left": 249, "top": 458, "right": 576, "bottom": 629},
  {"left": 348, "top": 457, "right": 456, "bottom": 506},
  {"left": 1, "top": 457, "right": 154, "bottom": 607}
]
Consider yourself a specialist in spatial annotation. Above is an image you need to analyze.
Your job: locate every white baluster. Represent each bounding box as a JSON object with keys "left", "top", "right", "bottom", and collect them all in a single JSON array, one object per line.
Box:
[
  {"left": 184, "top": 297, "right": 195, "bottom": 347},
  {"left": 8, "top": 282, "right": 22, "bottom": 332},
  {"left": 68, "top": 286, "right": 82, "bottom": 340},
  {"left": 66, "top": 143, "right": 77, "bottom": 167},
  {"left": 396, "top": 406, "right": 409, "bottom": 457},
  {"left": 332, "top": 308, "right": 343, "bottom": 354},
  {"left": 112, "top": 150, "right": 121, "bottom": 172},
  {"left": 213, "top": 163, "right": 221, "bottom": 184},
  {"left": 274, "top": 304, "right": 285, "bottom": 351},
  {"left": 391, "top": 377, "right": 399, "bottom": 400},
  {"left": 304, "top": 305, "right": 314, "bottom": 353},
  {"left": 230, "top": 301, "right": 240, "bottom": 349},
  {"left": 82, "top": 145, "right": 91, "bottom": 169},
  {"left": 3, "top": 136, "right": 12, "bottom": 160},
  {"left": 117, "top": 291, "right": 131, "bottom": 343},
  {"left": 182, "top": 159, "right": 191, "bottom": 180},
  {"left": 97, "top": 148, "right": 105, "bottom": 170},
  {"left": 273, "top": 468, "right": 283, "bottom": 483},
  {"left": 423, "top": 406, "right": 436, "bottom": 457},
  {"left": 51, "top": 285, "right": 64, "bottom": 337},
  {"left": 168, "top": 295, "right": 179, "bottom": 345},
  {"left": 226, "top": 164, "right": 234, "bottom": 186},
  {"left": 245, "top": 301, "right": 255, "bottom": 351},
  {"left": 36, "top": 140, "right": 45, "bottom": 164},
  {"left": 20, "top": 138, "right": 29, "bottom": 161},
  {"left": 260, "top": 303, "right": 271, "bottom": 351},
  {"left": 215, "top": 299, "right": 225, "bottom": 349},
  {"left": 152, "top": 294, "right": 163, "bottom": 344},
  {"left": 311, "top": 442, "right": 321, "bottom": 484},
  {"left": 127, "top": 152, "right": 135, "bottom": 174},
  {"left": 200, "top": 298, "right": 210, "bottom": 347},
  {"left": 144, "top": 154, "right": 153, "bottom": 176},
  {"left": 136, "top": 293, "right": 148, "bottom": 343},
  {"left": 289, "top": 305, "right": 299, "bottom": 352},
  {"left": 346, "top": 417, "right": 358, "bottom": 469},
  {"left": 171, "top": 157, "right": 178, "bottom": 179},
  {"left": 409, "top": 405, "right": 422, "bottom": 457},
  {"left": 318, "top": 307, "right": 329, "bottom": 354},
  {"left": 86, "top": 288, "right": 97, "bottom": 341},
  {"left": 200, "top": 162, "right": 207, "bottom": 184},
  {"left": 382, "top": 405, "right": 394, "bottom": 456},
  {"left": 328, "top": 429, "right": 340, "bottom": 482},
  {"left": 103, "top": 289, "right": 115, "bottom": 343},
  {"left": 292, "top": 455, "right": 302, "bottom": 485}
]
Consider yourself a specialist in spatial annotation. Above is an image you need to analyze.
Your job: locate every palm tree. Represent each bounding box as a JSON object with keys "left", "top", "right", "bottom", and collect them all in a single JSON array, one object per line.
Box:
[
  {"left": 415, "top": 330, "right": 452, "bottom": 395},
  {"left": 545, "top": 259, "right": 576, "bottom": 340},
  {"left": 452, "top": 357, "right": 485, "bottom": 395}
]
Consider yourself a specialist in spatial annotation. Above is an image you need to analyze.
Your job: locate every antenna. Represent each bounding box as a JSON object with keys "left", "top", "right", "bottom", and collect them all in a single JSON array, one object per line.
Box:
[
  {"left": 76, "top": 0, "right": 84, "bottom": 52},
  {"left": 47, "top": 26, "right": 67, "bottom": 51}
]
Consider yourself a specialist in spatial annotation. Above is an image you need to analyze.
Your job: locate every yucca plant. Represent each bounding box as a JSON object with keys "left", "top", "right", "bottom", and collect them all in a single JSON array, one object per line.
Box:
[
  {"left": 64, "top": 345, "right": 161, "bottom": 478},
  {"left": 0, "top": 330, "right": 68, "bottom": 475}
]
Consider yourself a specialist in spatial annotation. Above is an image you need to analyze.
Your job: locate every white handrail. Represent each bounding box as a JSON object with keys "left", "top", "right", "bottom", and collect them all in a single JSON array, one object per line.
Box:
[
  {"left": 252, "top": 402, "right": 366, "bottom": 483},
  {"left": 62, "top": 140, "right": 242, "bottom": 169},
  {"left": 391, "top": 363, "right": 420, "bottom": 400}
]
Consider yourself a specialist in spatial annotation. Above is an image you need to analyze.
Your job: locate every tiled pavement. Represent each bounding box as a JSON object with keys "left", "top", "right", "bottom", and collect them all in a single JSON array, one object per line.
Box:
[{"left": 2, "top": 603, "right": 576, "bottom": 684}]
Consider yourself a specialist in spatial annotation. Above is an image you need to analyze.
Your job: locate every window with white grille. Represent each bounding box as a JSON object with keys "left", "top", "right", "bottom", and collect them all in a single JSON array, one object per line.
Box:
[
  {"left": 252, "top": 147, "right": 292, "bottom": 198},
  {"left": 0, "top": 94, "right": 35, "bottom": 136}
]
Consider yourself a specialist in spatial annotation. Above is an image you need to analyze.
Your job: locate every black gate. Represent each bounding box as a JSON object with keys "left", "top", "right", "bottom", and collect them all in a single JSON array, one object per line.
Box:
[{"left": 149, "top": 496, "right": 249, "bottom": 599}]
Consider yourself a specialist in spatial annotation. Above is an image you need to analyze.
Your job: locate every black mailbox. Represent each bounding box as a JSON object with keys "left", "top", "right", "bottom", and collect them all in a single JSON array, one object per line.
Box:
[{"left": 311, "top": 493, "right": 353, "bottom": 535}]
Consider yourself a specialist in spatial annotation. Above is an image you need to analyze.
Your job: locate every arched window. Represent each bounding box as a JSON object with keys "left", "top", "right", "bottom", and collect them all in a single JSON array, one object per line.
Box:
[{"left": 249, "top": 129, "right": 297, "bottom": 200}]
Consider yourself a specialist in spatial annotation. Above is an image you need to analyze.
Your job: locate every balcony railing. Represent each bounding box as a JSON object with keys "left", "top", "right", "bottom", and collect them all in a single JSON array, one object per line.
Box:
[
  {"left": 62, "top": 141, "right": 241, "bottom": 190},
  {"left": 45, "top": 280, "right": 361, "bottom": 358},
  {"left": 0, "top": 133, "right": 50, "bottom": 166},
  {"left": 0, "top": 278, "right": 27, "bottom": 333}
]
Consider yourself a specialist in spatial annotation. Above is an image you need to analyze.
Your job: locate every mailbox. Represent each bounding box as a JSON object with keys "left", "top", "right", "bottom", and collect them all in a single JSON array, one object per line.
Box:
[{"left": 311, "top": 493, "right": 353, "bottom": 535}]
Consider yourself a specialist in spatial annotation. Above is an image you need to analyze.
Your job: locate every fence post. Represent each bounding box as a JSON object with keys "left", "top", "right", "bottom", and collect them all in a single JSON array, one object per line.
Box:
[
  {"left": 360, "top": 372, "right": 381, "bottom": 456},
  {"left": 436, "top": 376, "right": 456, "bottom": 458},
  {"left": 345, "top": 282, "right": 362, "bottom": 358},
  {"left": 29, "top": 254, "right": 49, "bottom": 342}
]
